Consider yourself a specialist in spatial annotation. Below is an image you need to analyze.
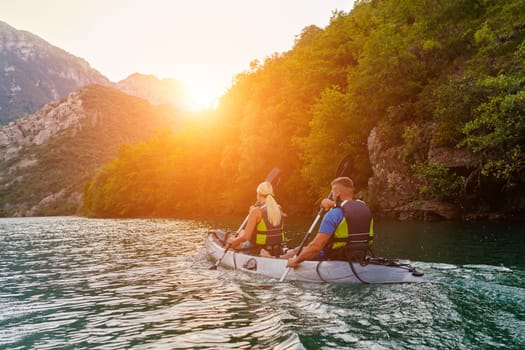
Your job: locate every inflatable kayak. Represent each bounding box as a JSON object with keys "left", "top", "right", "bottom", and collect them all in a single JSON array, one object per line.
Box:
[{"left": 205, "top": 230, "right": 424, "bottom": 284}]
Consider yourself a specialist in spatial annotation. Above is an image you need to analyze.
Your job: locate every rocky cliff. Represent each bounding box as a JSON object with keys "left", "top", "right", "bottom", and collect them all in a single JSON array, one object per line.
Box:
[
  {"left": 0, "top": 92, "right": 85, "bottom": 161},
  {"left": 367, "top": 125, "right": 476, "bottom": 221},
  {"left": 0, "top": 84, "right": 180, "bottom": 216}
]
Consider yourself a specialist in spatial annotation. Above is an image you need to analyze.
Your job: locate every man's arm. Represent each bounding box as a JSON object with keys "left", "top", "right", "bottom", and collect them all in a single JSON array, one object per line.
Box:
[
  {"left": 286, "top": 206, "right": 342, "bottom": 267},
  {"left": 286, "top": 232, "right": 331, "bottom": 267}
]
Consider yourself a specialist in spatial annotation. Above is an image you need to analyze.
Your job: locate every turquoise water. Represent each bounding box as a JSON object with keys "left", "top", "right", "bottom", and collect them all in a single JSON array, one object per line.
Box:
[{"left": 0, "top": 216, "right": 524, "bottom": 349}]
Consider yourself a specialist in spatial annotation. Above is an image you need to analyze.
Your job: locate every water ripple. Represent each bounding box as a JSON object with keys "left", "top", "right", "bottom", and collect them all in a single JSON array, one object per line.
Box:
[{"left": 0, "top": 217, "right": 524, "bottom": 349}]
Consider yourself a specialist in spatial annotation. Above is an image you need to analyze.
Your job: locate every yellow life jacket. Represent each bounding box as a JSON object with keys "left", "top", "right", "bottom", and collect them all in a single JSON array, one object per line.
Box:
[
  {"left": 328, "top": 200, "right": 374, "bottom": 252},
  {"left": 250, "top": 206, "right": 284, "bottom": 256}
]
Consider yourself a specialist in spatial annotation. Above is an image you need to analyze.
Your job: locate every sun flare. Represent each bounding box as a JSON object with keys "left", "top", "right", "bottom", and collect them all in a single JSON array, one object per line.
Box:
[{"left": 184, "top": 81, "right": 221, "bottom": 112}]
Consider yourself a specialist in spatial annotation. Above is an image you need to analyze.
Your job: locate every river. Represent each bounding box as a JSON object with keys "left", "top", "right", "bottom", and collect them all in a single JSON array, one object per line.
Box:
[{"left": 0, "top": 216, "right": 524, "bottom": 349}]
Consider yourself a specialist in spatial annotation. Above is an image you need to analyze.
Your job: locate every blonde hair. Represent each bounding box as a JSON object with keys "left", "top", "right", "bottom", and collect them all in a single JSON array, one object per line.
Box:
[{"left": 257, "top": 181, "right": 281, "bottom": 226}]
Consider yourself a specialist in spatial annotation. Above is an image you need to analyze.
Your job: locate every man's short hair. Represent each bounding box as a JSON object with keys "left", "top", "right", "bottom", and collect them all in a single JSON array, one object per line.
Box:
[{"left": 331, "top": 177, "right": 354, "bottom": 190}]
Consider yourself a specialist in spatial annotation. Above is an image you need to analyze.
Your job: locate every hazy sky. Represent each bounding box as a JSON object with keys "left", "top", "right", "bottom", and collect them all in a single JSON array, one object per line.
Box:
[{"left": 2, "top": 0, "right": 354, "bottom": 109}]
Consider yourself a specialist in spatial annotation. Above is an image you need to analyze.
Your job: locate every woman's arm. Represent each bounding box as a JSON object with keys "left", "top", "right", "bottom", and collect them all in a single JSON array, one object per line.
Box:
[{"left": 230, "top": 206, "right": 262, "bottom": 249}]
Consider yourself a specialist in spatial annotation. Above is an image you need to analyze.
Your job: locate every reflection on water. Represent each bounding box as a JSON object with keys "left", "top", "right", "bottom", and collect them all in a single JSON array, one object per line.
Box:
[{"left": 0, "top": 216, "right": 524, "bottom": 349}]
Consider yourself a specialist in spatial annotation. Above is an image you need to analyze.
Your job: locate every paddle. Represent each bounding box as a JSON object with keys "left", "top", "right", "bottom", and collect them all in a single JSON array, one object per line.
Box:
[
  {"left": 278, "top": 154, "right": 353, "bottom": 282},
  {"left": 208, "top": 167, "right": 281, "bottom": 270}
]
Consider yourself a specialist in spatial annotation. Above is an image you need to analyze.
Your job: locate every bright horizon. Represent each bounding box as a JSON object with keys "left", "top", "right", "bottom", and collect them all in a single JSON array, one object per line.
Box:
[{"left": 1, "top": 0, "right": 355, "bottom": 111}]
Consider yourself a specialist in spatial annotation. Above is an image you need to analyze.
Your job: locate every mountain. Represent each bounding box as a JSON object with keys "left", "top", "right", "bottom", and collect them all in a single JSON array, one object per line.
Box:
[
  {"left": 116, "top": 73, "right": 190, "bottom": 108},
  {"left": 0, "top": 20, "right": 193, "bottom": 125},
  {"left": 0, "top": 84, "right": 180, "bottom": 216},
  {"left": 0, "top": 20, "right": 192, "bottom": 216},
  {"left": 0, "top": 20, "right": 110, "bottom": 124}
]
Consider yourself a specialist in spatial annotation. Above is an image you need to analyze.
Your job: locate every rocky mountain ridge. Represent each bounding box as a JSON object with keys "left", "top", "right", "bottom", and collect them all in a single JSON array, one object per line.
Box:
[
  {"left": 0, "top": 20, "right": 110, "bottom": 124},
  {"left": 0, "top": 20, "right": 191, "bottom": 125}
]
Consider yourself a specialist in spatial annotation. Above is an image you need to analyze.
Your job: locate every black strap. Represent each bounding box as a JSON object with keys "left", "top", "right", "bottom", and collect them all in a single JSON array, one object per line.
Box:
[
  {"left": 348, "top": 260, "right": 369, "bottom": 284},
  {"left": 315, "top": 261, "right": 328, "bottom": 282}
]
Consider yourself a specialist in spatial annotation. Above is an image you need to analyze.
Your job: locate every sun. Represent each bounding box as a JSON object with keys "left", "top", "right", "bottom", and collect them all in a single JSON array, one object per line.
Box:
[{"left": 183, "top": 81, "right": 221, "bottom": 112}]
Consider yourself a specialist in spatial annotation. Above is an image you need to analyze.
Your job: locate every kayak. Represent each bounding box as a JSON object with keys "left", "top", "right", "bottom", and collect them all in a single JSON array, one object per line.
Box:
[{"left": 205, "top": 230, "right": 424, "bottom": 284}]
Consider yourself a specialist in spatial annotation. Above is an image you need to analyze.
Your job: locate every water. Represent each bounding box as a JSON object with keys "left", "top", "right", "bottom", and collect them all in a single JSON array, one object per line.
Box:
[{"left": 0, "top": 216, "right": 524, "bottom": 349}]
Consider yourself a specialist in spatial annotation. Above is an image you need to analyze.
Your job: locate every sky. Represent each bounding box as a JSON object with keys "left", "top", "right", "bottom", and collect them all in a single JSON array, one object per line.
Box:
[{"left": 1, "top": 0, "right": 355, "bottom": 110}]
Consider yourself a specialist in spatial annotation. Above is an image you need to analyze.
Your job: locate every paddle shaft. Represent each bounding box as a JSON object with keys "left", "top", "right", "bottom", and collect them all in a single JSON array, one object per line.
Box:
[
  {"left": 279, "top": 192, "right": 333, "bottom": 282},
  {"left": 211, "top": 214, "right": 249, "bottom": 269},
  {"left": 295, "top": 206, "right": 326, "bottom": 256}
]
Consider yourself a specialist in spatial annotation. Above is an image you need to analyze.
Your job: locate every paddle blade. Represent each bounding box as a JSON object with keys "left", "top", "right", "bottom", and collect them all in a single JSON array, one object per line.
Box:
[
  {"left": 265, "top": 167, "right": 280, "bottom": 184},
  {"left": 208, "top": 264, "right": 218, "bottom": 270},
  {"left": 335, "top": 154, "right": 353, "bottom": 178}
]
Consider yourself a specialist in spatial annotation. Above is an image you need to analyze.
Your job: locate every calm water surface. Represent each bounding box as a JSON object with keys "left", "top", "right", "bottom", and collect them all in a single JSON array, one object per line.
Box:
[{"left": 0, "top": 216, "right": 524, "bottom": 349}]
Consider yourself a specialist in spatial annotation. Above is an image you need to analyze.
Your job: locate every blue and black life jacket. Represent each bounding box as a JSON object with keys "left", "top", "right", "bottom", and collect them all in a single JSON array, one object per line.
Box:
[
  {"left": 249, "top": 206, "right": 284, "bottom": 256},
  {"left": 325, "top": 200, "right": 374, "bottom": 260}
]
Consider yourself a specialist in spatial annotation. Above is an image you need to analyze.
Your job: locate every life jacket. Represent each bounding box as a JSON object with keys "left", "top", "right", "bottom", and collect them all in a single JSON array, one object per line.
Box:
[
  {"left": 325, "top": 200, "right": 374, "bottom": 260},
  {"left": 249, "top": 206, "right": 284, "bottom": 256}
]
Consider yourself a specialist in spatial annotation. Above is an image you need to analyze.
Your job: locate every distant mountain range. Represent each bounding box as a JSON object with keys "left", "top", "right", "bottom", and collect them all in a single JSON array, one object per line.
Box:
[
  {"left": 0, "top": 20, "right": 110, "bottom": 124},
  {"left": 0, "top": 20, "right": 189, "bottom": 124},
  {"left": 0, "top": 20, "right": 190, "bottom": 216},
  {"left": 116, "top": 73, "right": 190, "bottom": 109}
]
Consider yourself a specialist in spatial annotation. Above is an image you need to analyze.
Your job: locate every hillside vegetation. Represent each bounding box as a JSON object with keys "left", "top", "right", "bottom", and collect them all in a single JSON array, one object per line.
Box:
[
  {"left": 81, "top": 0, "right": 525, "bottom": 219},
  {"left": 0, "top": 85, "right": 179, "bottom": 216}
]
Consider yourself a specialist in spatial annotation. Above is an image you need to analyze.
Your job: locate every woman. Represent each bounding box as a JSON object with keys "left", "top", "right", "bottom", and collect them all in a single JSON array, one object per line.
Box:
[{"left": 230, "top": 181, "right": 284, "bottom": 257}]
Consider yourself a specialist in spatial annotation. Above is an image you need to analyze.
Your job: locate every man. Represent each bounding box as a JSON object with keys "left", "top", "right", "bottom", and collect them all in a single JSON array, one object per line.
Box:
[{"left": 286, "top": 176, "right": 374, "bottom": 268}]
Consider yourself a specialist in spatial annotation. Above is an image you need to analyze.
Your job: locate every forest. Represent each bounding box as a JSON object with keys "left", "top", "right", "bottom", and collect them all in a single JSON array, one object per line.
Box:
[{"left": 80, "top": 0, "right": 525, "bottom": 219}]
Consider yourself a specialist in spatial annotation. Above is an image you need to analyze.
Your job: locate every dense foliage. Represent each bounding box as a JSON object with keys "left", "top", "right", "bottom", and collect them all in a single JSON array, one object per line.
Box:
[{"left": 81, "top": 0, "right": 525, "bottom": 218}]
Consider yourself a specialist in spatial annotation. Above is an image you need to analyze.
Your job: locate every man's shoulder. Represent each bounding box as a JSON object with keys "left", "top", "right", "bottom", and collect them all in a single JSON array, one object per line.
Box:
[
  {"left": 327, "top": 206, "right": 343, "bottom": 216},
  {"left": 343, "top": 199, "right": 371, "bottom": 209},
  {"left": 324, "top": 207, "right": 344, "bottom": 223},
  {"left": 319, "top": 208, "right": 343, "bottom": 234}
]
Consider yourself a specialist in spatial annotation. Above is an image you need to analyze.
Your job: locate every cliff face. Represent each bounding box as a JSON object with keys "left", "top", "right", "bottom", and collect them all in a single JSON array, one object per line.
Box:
[
  {"left": 367, "top": 126, "right": 476, "bottom": 221},
  {"left": 0, "top": 92, "right": 85, "bottom": 160},
  {"left": 367, "top": 127, "right": 420, "bottom": 217},
  {"left": 0, "top": 85, "right": 180, "bottom": 217}
]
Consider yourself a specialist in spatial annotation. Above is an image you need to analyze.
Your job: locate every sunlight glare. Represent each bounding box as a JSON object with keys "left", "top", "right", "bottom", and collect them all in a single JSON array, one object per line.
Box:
[{"left": 184, "top": 80, "right": 222, "bottom": 112}]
